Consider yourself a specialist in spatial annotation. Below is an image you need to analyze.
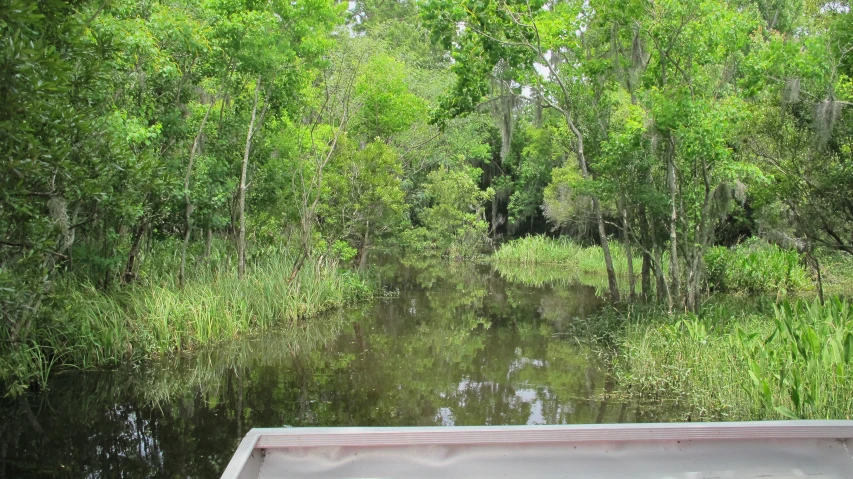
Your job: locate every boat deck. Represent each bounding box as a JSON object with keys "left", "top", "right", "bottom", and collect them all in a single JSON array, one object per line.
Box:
[{"left": 221, "top": 422, "right": 853, "bottom": 479}]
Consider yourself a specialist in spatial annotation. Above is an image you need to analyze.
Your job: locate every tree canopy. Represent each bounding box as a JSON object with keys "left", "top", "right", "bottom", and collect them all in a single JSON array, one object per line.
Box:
[{"left": 2, "top": 0, "right": 852, "bottom": 389}]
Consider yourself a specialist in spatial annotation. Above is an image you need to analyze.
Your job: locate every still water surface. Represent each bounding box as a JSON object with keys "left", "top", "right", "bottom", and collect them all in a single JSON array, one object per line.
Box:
[{"left": 1, "top": 258, "right": 671, "bottom": 478}]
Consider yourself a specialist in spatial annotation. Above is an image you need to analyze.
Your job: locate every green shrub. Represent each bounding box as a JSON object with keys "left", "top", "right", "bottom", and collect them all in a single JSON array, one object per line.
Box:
[
  {"left": 403, "top": 167, "right": 493, "bottom": 259},
  {"left": 705, "top": 239, "right": 811, "bottom": 295}
]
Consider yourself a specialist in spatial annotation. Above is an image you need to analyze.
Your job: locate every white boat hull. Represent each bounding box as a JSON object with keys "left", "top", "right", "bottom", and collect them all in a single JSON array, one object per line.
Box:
[{"left": 221, "top": 422, "right": 853, "bottom": 479}]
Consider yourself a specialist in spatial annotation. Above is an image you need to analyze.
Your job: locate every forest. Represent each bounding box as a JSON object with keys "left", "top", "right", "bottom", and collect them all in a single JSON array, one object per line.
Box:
[{"left": 1, "top": 0, "right": 852, "bottom": 420}]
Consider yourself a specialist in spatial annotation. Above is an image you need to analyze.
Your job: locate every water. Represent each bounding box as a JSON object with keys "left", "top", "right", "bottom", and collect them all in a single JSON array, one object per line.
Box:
[{"left": 0, "top": 258, "right": 671, "bottom": 478}]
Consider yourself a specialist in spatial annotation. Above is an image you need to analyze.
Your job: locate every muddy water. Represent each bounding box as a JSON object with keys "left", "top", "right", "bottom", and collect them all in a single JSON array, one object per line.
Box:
[{"left": 0, "top": 258, "right": 672, "bottom": 478}]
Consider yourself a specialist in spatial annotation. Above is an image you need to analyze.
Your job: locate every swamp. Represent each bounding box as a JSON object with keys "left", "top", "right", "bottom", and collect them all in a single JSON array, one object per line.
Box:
[{"left": 1, "top": 0, "right": 853, "bottom": 477}]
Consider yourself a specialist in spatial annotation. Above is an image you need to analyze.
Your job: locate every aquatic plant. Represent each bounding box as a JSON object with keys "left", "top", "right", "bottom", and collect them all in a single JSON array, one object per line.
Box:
[
  {"left": 705, "top": 239, "right": 811, "bottom": 296},
  {"left": 0, "top": 250, "right": 372, "bottom": 395},
  {"left": 492, "top": 236, "right": 641, "bottom": 275},
  {"left": 615, "top": 297, "right": 853, "bottom": 420}
]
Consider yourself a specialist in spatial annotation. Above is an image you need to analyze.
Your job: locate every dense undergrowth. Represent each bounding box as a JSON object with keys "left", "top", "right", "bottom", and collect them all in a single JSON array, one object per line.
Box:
[
  {"left": 494, "top": 236, "right": 853, "bottom": 420},
  {"left": 705, "top": 239, "right": 812, "bottom": 296},
  {"left": 0, "top": 245, "right": 372, "bottom": 396},
  {"left": 614, "top": 297, "right": 853, "bottom": 420},
  {"left": 494, "top": 236, "right": 819, "bottom": 297}
]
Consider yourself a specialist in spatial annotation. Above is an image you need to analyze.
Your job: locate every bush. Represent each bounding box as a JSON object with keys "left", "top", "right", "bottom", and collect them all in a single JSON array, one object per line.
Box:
[
  {"left": 705, "top": 239, "right": 811, "bottom": 295},
  {"left": 404, "top": 167, "right": 493, "bottom": 259}
]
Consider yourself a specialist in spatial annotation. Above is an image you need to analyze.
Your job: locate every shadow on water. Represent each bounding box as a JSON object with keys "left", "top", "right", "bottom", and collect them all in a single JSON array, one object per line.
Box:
[{"left": 1, "top": 256, "right": 676, "bottom": 478}]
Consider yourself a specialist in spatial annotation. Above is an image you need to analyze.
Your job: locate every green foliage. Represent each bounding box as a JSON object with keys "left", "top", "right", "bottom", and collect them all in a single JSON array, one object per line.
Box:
[
  {"left": 705, "top": 239, "right": 811, "bottom": 296},
  {"left": 0, "top": 0, "right": 355, "bottom": 392},
  {"left": 404, "top": 167, "right": 493, "bottom": 258},
  {"left": 616, "top": 297, "right": 853, "bottom": 420},
  {"left": 355, "top": 54, "right": 427, "bottom": 140},
  {"left": 319, "top": 139, "right": 408, "bottom": 251},
  {"left": 542, "top": 161, "right": 588, "bottom": 230},
  {"left": 505, "top": 122, "right": 565, "bottom": 229},
  {"left": 424, "top": 0, "right": 853, "bottom": 312},
  {"left": 4, "top": 0, "right": 853, "bottom": 400},
  {"left": 0, "top": 245, "right": 371, "bottom": 395},
  {"left": 491, "top": 236, "right": 643, "bottom": 296}
]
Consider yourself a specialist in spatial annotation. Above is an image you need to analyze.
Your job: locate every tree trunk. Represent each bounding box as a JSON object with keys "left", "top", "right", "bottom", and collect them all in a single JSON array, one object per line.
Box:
[
  {"left": 204, "top": 227, "right": 213, "bottom": 265},
  {"left": 102, "top": 216, "right": 111, "bottom": 290},
  {"left": 641, "top": 251, "right": 652, "bottom": 301},
  {"left": 122, "top": 221, "right": 146, "bottom": 284},
  {"left": 180, "top": 90, "right": 220, "bottom": 287},
  {"left": 638, "top": 204, "right": 652, "bottom": 301},
  {"left": 566, "top": 112, "right": 620, "bottom": 302},
  {"left": 650, "top": 215, "right": 672, "bottom": 308},
  {"left": 358, "top": 220, "right": 370, "bottom": 271},
  {"left": 180, "top": 224, "right": 192, "bottom": 285},
  {"left": 238, "top": 77, "right": 261, "bottom": 280},
  {"left": 686, "top": 256, "right": 702, "bottom": 314},
  {"left": 666, "top": 145, "right": 681, "bottom": 306},
  {"left": 620, "top": 204, "right": 636, "bottom": 299},
  {"left": 491, "top": 193, "right": 498, "bottom": 241},
  {"left": 811, "top": 252, "right": 825, "bottom": 306},
  {"left": 595, "top": 199, "right": 620, "bottom": 302}
]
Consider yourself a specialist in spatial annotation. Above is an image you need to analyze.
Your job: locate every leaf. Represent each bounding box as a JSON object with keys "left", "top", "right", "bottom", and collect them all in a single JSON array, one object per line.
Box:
[{"left": 774, "top": 405, "right": 799, "bottom": 419}]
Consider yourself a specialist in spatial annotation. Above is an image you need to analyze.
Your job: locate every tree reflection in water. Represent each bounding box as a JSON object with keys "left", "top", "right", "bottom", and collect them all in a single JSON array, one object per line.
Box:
[{"left": 0, "top": 257, "right": 675, "bottom": 478}]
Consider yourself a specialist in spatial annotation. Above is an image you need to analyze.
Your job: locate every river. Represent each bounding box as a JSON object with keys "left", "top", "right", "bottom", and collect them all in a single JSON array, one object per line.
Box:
[{"left": 0, "top": 257, "right": 674, "bottom": 478}]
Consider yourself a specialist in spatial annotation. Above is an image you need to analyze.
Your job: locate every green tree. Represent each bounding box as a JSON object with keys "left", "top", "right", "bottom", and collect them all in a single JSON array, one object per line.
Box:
[
  {"left": 320, "top": 139, "right": 408, "bottom": 268},
  {"left": 406, "top": 167, "right": 494, "bottom": 258}
]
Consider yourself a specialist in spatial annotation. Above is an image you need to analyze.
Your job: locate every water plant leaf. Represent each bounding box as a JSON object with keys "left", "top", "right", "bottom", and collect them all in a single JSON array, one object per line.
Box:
[{"left": 774, "top": 405, "right": 799, "bottom": 419}]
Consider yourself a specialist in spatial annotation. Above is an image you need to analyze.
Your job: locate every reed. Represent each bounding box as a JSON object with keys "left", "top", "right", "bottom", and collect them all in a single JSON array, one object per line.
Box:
[
  {"left": 13, "top": 249, "right": 372, "bottom": 387},
  {"left": 491, "top": 236, "right": 644, "bottom": 294},
  {"left": 705, "top": 239, "right": 811, "bottom": 296},
  {"left": 615, "top": 297, "right": 853, "bottom": 420},
  {"left": 492, "top": 236, "right": 586, "bottom": 265}
]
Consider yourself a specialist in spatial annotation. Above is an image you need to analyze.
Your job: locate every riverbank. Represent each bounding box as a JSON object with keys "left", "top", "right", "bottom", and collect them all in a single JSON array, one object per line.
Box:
[
  {"left": 610, "top": 296, "right": 853, "bottom": 421},
  {"left": 492, "top": 237, "right": 853, "bottom": 420},
  {"left": 0, "top": 256, "right": 638, "bottom": 478},
  {"left": 1, "top": 249, "right": 372, "bottom": 396}
]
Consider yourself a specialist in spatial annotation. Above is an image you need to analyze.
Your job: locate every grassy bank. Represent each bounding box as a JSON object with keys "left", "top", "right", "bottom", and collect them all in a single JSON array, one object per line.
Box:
[
  {"left": 493, "top": 236, "right": 825, "bottom": 298},
  {"left": 1, "top": 249, "right": 372, "bottom": 395},
  {"left": 491, "top": 236, "right": 642, "bottom": 295},
  {"left": 492, "top": 236, "right": 641, "bottom": 273},
  {"left": 613, "top": 297, "right": 853, "bottom": 420},
  {"left": 495, "top": 236, "right": 853, "bottom": 420}
]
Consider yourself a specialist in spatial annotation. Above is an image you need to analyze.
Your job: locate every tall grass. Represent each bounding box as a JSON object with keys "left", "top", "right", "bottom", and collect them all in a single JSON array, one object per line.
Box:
[
  {"left": 493, "top": 236, "right": 641, "bottom": 274},
  {"left": 615, "top": 297, "right": 853, "bottom": 420},
  {"left": 705, "top": 239, "right": 811, "bottom": 296},
  {"left": 820, "top": 251, "right": 853, "bottom": 296},
  {"left": 491, "top": 236, "right": 643, "bottom": 294},
  {"left": 5, "top": 248, "right": 371, "bottom": 392}
]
